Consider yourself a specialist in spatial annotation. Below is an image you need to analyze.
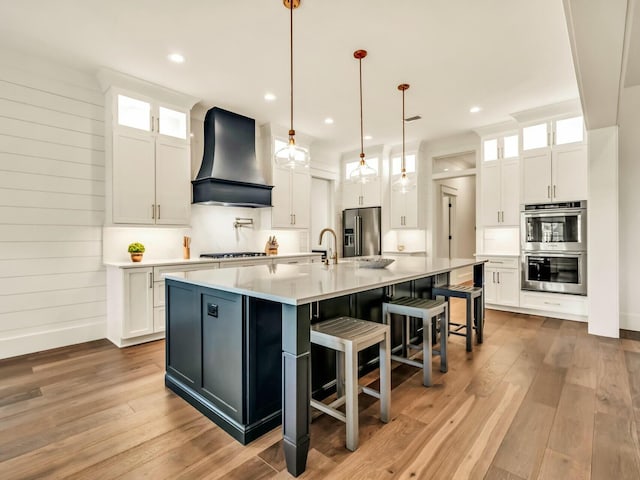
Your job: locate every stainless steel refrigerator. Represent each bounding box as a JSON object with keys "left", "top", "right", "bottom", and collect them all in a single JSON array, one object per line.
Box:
[{"left": 342, "top": 207, "right": 381, "bottom": 257}]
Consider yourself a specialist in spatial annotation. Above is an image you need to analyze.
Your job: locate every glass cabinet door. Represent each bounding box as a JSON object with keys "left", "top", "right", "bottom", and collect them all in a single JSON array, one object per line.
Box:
[
  {"left": 483, "top": 138, "right": 498, "bottom": 161},
  {"left": 117, "top": 95, "right": 151, "bottom": 132},
  {"left": 555, "top": 116, "right": 584, "bottom": 145},
  {"left": 522, "top": 123, "right": 548, "bottom": 151},
  {"left": 503, "top": 134, "right": 519, "bottom": 158},
  {"left": 159, "top": 106, "right": 187, "bottom": 139}
]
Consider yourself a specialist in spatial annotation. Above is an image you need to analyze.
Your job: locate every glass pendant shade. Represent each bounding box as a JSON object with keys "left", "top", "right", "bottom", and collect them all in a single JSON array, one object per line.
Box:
[
  {"left": 394, "top": 83, "right": 415, "bottom": 193},
  {"left": 275, "top": 135, "right": 310, "bottom": 169},
  {"left": 392, "top": 171, "right": 416, "bottom": 193},
  {"left": 349, "top": 157, "right": 377, "bottom": 184}
]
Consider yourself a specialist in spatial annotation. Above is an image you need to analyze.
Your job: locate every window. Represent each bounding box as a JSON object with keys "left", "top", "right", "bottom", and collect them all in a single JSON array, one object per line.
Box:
[
  {"left": 555, "top": 116, "right": 584, "bottom": 145},
  {"left": 483, "top": 139, "right": 498, "bottom": 161},
  {"left": 159, "top": 107, "right": 187, "bottom": 139},
  {"left": 391, "top": 154, "right": 416, "bottom": 175},
  {"left": 117, "top": 95, "right": 150, "bottom": 131},
  {"left": 522, "top": 123, "right": 548, "bottom": 151},
  {"left": 503, "top": 135, "right": 519, "bottom": 158}
]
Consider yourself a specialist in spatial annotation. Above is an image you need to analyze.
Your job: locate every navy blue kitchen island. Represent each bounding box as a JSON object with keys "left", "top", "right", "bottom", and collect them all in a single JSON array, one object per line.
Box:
[{"left": 164, "top": 256, "right": 485, "bottom": 476}]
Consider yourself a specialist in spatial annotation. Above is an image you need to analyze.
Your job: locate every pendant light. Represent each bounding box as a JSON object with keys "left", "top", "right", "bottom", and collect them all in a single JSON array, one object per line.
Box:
[
  {"left": 274, "top": 0, "right": 310, "bottom": 169},
  {"left": 392, "top": 83, "right": 416, "bottom": 193},
  {"left": 349, "top": 49, "right": 377, "bottom": 184}
]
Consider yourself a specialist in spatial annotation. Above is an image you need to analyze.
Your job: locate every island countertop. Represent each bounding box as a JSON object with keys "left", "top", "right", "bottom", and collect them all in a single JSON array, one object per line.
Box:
[{"left": 166, "top": 256, "right": 485, "bottom": 306}]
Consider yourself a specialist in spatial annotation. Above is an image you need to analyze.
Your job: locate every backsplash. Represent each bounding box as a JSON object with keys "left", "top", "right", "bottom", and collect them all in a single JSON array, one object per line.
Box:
[{"left": 103, "top": 206, "right": 308, "bottom": 262}]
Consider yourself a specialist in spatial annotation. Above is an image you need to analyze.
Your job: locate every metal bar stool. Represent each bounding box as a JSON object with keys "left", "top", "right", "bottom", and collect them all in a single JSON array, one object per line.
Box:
[
  {"left": 381, "top": 297, "right": 448, "bottom": 387},
  {"left": 431, "top": 284, "right": 483, "bottom": 352},
  {"left": 310, "top": 316, "right": 391, "bottom": 451}
]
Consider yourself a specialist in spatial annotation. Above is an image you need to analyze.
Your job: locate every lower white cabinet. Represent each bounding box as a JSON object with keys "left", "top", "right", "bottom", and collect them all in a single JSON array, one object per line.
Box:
[
  {"left": 519, "top": 291, "right": 588, "bottom": 317},
  {"left": 477, "top": 256, "right": 519, "bottom": 307},
  {"left": 122, "top": 267, "right": 154, "bottom": 338}
]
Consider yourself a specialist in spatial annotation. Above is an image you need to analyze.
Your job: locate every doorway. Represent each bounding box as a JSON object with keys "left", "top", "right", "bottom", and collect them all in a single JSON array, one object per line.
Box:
[{"left": 440, "top": 185, "right": 457, "bottom": 260}]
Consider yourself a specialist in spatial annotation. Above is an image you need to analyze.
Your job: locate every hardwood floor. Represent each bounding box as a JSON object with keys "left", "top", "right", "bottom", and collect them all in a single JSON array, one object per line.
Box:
[{"left": 2, "top": 303, "right": 640, "bottom": 479}]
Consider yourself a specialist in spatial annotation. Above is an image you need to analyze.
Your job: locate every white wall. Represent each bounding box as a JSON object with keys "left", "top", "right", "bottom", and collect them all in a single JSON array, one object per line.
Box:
[
  {"left": 587, "top": 126, "right": 619, "bottom": 337},
  {"left": 618, "top": 85, "right": 640, "bottom": 332},
  {"left": 0, "top": 49, "right": 106, "bottom": 359}
]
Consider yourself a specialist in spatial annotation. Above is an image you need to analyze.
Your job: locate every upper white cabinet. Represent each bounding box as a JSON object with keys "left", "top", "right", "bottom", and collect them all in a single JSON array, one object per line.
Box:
[
  {"left": 268, "top": 138, "right": 311, "bottom": 229},
  {"left": 98, "top": 70, "right": 198, "bottom": 226},
  {"left": 271, "top": 165, "right": 311, "bottom": 229},
  {"left": 480, "top": 133, "right": 520, "bottom": 226},
  {"left": 521, "top": 116, "right": 587, "bottom": 204},
  {"left": 389, "top": 154, "right": 420, "bottom": 229},
  {"left": 342, "top": 157, "right": 381, "bottom": 208}
]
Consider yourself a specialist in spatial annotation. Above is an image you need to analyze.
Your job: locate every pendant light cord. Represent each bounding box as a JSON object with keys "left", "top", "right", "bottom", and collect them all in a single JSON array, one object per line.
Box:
[
  {"left": 359, "top": 56, "right": 364, "bottom": 162},
  {"left": 289, "top": 1, "right": 294, "bottom": 136},
  {"left": 402, "top": 87, "right": 405, "bottom": 173}
]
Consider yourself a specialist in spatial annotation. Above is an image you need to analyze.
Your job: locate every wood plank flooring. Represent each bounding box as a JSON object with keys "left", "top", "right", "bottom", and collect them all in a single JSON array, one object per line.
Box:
[{"left": 1, "top": 303, "right": 640, "bottom": 479}]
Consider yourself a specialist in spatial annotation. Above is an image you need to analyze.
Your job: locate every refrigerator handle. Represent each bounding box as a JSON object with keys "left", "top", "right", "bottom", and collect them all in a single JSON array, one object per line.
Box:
[{"left": 355, "top": 215, "right": 362, "bottom": 256}]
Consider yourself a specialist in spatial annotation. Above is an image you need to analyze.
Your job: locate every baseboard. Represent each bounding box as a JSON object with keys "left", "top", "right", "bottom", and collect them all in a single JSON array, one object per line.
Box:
[
  {"left": 620, "top": 329, "right": 640, "bottom": 341},
  {"left": 620, "top": 311, "right": 640, "bottom": 332},
  {"left": 0, "top": 319, "right": 106, "bottom": 360}
]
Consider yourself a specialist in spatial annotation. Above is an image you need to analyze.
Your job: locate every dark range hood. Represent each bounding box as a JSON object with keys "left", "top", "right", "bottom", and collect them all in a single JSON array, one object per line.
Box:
[{"left": 192, "top": 107, "right": 273, "bottom": 207}]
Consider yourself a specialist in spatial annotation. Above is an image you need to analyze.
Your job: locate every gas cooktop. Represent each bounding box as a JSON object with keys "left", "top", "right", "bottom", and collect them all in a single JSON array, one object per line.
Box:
[{"left": 200, "top": 252, "right": 267, "bottom": 259}]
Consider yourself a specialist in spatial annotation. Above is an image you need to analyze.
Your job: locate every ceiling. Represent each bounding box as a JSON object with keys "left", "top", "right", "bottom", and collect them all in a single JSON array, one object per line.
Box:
[{"left": 0, "top": 0, "right": 579, "bottom": 154}]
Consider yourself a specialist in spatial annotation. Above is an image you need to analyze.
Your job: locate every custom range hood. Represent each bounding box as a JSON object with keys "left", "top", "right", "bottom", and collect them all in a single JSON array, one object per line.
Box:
[{"left": 192, "top": 107, "right": 273, "bottom": 207}]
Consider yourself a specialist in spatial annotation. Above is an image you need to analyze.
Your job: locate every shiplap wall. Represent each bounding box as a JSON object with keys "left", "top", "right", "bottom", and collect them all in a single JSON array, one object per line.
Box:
[{"left": 0, "top": 49, "right": 106, "bottom": 359}]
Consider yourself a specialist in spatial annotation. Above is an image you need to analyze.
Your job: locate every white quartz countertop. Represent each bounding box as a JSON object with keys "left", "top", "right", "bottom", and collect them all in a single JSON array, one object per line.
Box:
[
  {"left": 474, "top": 253, "right": 520, "bottom": 258},
  {"left": 104, "top": 252, "right": 322, "bottom": 268},
  {"left": 166, "top": 256, "right": 485, "bottom": 306}
]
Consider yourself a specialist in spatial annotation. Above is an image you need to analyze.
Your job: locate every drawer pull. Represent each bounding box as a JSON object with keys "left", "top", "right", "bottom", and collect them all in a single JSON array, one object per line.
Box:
[{"left": 543, "top": 301, "right": 561, "bottom": 306}]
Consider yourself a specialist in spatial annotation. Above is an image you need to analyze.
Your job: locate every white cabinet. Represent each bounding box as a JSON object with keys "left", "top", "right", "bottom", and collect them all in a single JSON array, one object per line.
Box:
[
  {"left": 98, "top": 71, "right": 198, "bottom": 227},
  {"left": 110, "top": 92, "right": 191, "bottom": 225},
  {"left": 480, "top": 134, "right": 520, "bottom": 226},
  {"left": 478, "top": 256, "right": 519, "bottom": 307},
  {"left": 271, "top": 167, "right": 311, "bottom": 229},
  {"left": 521, "top": 116, "right": 587, "bottom": 204},
  {"left": 390, "top": 182, "right": 418, "bottom": 228},
  {"left": 123, "top": 267, "right": 154, "bottom": 338}
]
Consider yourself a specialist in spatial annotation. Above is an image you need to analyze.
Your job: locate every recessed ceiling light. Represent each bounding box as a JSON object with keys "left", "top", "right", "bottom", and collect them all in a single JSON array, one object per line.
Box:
[
  {"left": 168, "top": 53, "right": 185, "bottom": 64},
  {"left": 444, "top": 168, "right": 449, "bottom": 172},
  {"left": 469, "top": 106, "right": 481, "bottom": 113},
  {"left": 324, "top": 117, "right": 334, "bottom": 125},
  {"left": 264, "top": 92, "right": 276, "bottom": 101},
  {"left": 364, "top": 135, "right": 373, "bottom": 140}
]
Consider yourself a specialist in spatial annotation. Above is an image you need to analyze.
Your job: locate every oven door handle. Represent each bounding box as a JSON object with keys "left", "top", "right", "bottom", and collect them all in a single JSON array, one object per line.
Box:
[{"left": 522, "top": 209, "right": 585, "bottom": 219}]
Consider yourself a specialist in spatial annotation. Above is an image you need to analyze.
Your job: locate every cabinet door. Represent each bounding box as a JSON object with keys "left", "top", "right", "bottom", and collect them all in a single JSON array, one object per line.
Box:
[
  {"left": 291, "top": 171, "right": 311, "bottom": 228},
  {"left": 361, "top": 178, "right": 381, "bottom": 207},
  {"left": 112, "top": 132, "right": 156, "bottom": 224},
  {"left": 552, "top": 144, "right": 587, "bottom": 202},
  {"left": 389, "top": 187, "right": 405, "bottom": 229},
  {"left": 201, "top": 291, "right": 244, "bottom": 423},
  {"left": 155, "top": 140, "right": 190, "bottom": 225},
  {"left": 484, "top": 268, "right": 498, "bottom": 304},
  {"left": 153, "top": 306, "right": 166, "bottom": 332},
  {"left": 521, "top": 150, "right": 552, "bottom": 204},
  {"left": 496, "top": 269, "right": 519, "bottom": 306},
  {"left": 271, "top": 167, "right": 292, "bottom": 228},
  {"left": 342, "top": 182, "right": 362, "bottom": 209},
  {"left": 481, "top": 163, "right": 502, "bottom": 226},
  {"left": 123, "top": 268, "right": 154, "bottom": 338},
  {"left": 500, "top": 159, "right": 520, "bottom": 225}
]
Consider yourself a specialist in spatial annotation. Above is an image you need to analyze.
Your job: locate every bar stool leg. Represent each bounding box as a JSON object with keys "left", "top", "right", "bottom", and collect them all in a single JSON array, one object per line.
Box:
[
  {"left": 422, "top": 314, "right": 433, "bottom": 387},
  {"left": 476, "top": 294, "right": 484, "bottom": 344},
  {"left": 344, "top": 344, "right": 359, "bottom": 451},
  {"left": 379, "top": 334, "right": 391, "bottom": 423},
  {"left": 465, "top": 298, "right": 472, "bottom": 352},
  {"left": 440, "top": 303, "right": 448, "bottom": 373},
  {"left": 336, "top": 351, "right": 345, "bottom": 398}
]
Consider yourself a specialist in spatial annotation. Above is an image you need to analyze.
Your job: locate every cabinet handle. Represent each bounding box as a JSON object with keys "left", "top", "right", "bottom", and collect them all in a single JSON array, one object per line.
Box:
[
  {"left": 492, "top": 272, "right": 496, "bottom": 283},
  {"left": 552, "top": 131, "right": 556, "bottom": 145},
  {"left": 547, "top": 131, "right": 551, "bottom": 146},
  {"left": 497, "top": 272, "right": 500, "bottom": 284},
  {"left": 152, "top": 204, "right": 155, "bottom": 219},
  {"left": 293, "top": 213, "right": 296, "bottom": 225},
  {"left": 497, "top": 211, "right": 500, "bottom": 223},
  {"left": 149, "top": 272, "right": 153, "bottom": 288},
  {"left": 501, "top": 211, "right": 504, "bottom": 223},
  {"left": 547, "top": 185, "right": 551, "bottom": 199},
  {"left": 553, "top": 185, "right": 556, "bottom": 198},
  {"left": 157, "top": 204, "right": 160, "bottom": 220},
  {"left": 151, "top": 115, "right": 154, "bottom": 132}
]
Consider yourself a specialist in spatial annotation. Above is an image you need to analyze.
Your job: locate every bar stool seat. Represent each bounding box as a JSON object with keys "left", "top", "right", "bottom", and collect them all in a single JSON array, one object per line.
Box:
[
  {"left": 432, "top": 284, "right": 483, "bottom": 352},
  {"left": 310, "top": 316, "right": 391, "bottom": 451},
  {"left": 382, "top": 297, "right": 448, "bottom": 387}
]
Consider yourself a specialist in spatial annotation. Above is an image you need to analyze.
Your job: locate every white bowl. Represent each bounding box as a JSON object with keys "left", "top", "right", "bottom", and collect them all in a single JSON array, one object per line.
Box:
[{"left": 355, "top": 257, "right": 395, "bottom": 269}]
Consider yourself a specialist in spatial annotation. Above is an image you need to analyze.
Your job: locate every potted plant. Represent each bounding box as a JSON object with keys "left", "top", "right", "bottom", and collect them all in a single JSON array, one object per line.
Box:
[{"left": 128, "top": 242, "right": 145, "bottom": 262}]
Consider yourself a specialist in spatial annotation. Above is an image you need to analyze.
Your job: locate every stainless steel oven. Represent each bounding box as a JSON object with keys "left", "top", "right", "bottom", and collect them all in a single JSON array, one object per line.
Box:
[
  {"left": 521, "top": 201, "right": 587, "bottom": 252},
  {"left": 521, "top": 251, "right": 587, "bottom": 295}
]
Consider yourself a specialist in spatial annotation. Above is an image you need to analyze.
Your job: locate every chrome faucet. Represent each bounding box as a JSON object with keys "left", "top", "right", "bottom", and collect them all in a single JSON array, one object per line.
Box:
[{"left": 318, "top": 228, "right": 338, "bottom": 265}]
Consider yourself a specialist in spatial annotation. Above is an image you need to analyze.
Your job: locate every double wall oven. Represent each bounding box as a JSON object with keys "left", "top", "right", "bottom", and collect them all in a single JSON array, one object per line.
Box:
[{"left": 521, "top": 201, "right": 587, "bottom": 295}]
